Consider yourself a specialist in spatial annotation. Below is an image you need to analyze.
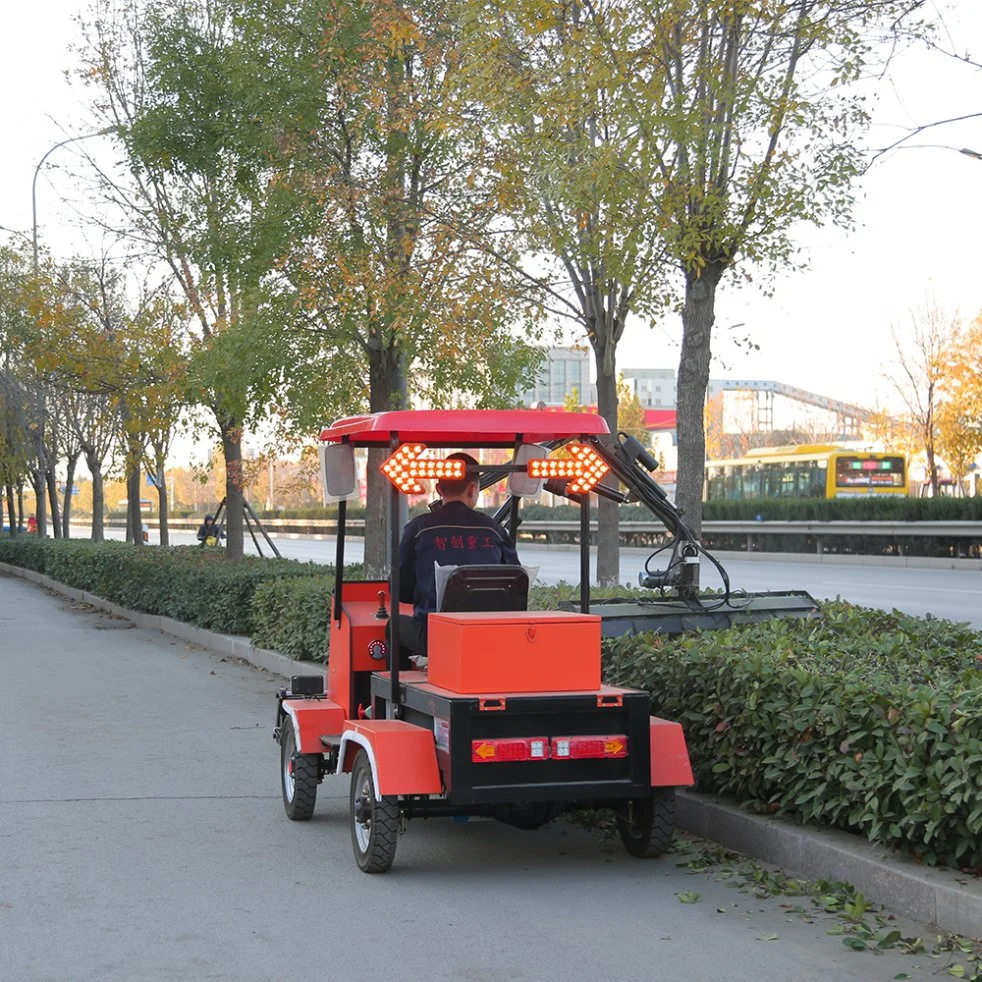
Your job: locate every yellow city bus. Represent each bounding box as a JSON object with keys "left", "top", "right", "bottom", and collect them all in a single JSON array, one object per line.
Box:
[{"left": 704, "top": 445, "right": 909, "bottom": 501}]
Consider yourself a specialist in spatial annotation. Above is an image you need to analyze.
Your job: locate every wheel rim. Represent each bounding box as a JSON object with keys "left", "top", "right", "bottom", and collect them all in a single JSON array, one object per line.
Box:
[
  {"left": 282, "top": 728, "right": 296, "bottom": 804},
  {"left": 353, "top": 771, "right": 373, "bottom": 853}
]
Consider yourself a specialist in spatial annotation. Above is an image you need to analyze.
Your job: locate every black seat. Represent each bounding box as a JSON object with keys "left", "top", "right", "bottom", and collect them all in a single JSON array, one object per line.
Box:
[{"left": 440, "top": 566, "right": 529, "bottom": 614}]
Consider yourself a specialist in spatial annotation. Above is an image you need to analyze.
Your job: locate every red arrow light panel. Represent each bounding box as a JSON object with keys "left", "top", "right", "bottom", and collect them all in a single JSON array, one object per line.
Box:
[
  {"left": 381, "top": 444, "right": 467, "bottom": 494},
  {"left": 527, "top": 444, "right": 609, "bottom": 494}
]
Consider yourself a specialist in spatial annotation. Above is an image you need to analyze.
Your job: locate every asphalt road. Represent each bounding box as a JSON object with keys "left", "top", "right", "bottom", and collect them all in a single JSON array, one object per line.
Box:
[
  {"left": 102, "top": 526, "right": 982, "bottom": 629},
  {"left": 0, "top": 573, "right": 957, "bottom": 982}
]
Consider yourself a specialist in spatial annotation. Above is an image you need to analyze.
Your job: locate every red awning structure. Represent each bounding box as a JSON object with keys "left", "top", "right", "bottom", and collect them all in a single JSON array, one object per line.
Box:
[
  {"left": 528, "top": 404, "right": 677, "bottom": 431},
  {"left": 319, "top": 409, "right": 610, "bottom": 447},
  {"left": 643, "top": 409, "right": 677, "bottom": 430}
]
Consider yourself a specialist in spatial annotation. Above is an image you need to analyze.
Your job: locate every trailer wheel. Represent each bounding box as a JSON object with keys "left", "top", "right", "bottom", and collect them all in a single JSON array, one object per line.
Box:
[
  {"left": 616, "top": 788, "right": 675, "bottom": 858},
  {"left": 349, "top": 749, "right": 399, "bottom": 873},
  {"left": 280, "top": 718, "right": 318, "bottom": 821}
]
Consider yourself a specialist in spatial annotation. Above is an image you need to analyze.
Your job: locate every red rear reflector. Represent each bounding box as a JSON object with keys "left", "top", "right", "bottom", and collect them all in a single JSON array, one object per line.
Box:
[
  {"left": 551, "top": 735, "right": 628, "bottom": 760},
  {"left": 471, "top": 738, "right": 550, "bottom": 763}
]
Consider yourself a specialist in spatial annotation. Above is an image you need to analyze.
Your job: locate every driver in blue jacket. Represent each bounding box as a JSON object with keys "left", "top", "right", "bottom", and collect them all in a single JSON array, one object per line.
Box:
[{"left": 397, "top": 452, "right": 520, "bottom": 662}]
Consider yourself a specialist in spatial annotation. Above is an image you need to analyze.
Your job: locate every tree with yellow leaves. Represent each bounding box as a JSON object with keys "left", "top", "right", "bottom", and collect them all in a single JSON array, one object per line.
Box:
[{"left": 937, "top": 316, "right": 982, "bottom": 493}]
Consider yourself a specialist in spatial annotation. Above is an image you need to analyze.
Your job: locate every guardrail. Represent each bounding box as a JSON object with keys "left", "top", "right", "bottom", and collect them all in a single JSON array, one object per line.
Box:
[{"left": 139, "top": 517, "right": 982, "bottom": 555}]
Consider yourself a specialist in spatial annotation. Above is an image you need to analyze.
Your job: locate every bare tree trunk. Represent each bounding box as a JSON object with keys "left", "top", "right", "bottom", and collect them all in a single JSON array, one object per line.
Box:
[
  {"left": 87, "top": 453, "right": 106, "bottom": 543},
  {"left": 31, "top": 471, "right": 47, "bottom": 537},
  {"left": 62, "top": 452, "right": 80, "bottom": 539},
  {"left": 126, "top": 468, "right": 142, "bottom": 544},
  {"left": 675, "top": 263, "right": 724, "bottom": 535},
  {"left": 594, "top": 355, "right": 619, "bottom": 587},
  {"left": 157, "top": 479, "right": 169, "bottom": 546},
  {"left": 925, "top": 396, "right": 939, "bottom": 497},
  {"left": 221, "top": 423, "right": 245, "bottom": 561},
  {"left": 46, "top": 469, "right": 62, "bottom": 539},
  {"left": 5, "top": 484, "right": 16, "bottom": 535},
  {"left": 363, "top": 343, "right": 406, "bottom": 579}
]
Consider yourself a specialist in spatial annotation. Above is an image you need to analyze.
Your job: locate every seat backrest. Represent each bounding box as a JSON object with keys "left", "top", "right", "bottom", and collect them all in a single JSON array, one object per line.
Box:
[{"left": 440, "top": 565, "right": 529, "bottom": 614}]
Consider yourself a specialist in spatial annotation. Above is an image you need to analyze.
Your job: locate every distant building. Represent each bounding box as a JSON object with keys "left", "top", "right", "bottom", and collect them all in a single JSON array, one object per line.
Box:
[
  {"left": 621, "top": 367, "right": 677, "bottom": 408},
  {"left": 519, "top": 346, "right": 592, "bottom": 407}
]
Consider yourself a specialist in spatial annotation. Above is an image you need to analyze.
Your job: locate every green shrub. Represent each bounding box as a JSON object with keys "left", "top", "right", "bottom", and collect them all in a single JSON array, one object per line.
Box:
[
  {"left": 602, "top": 601, "right": 982, "bottom": 868},
  {"left": 0, "top": 535, "right": 49, "bottom": 572},
  {"left": 0, "top": 538, "right": 333, "bottom": 636},
  {"left": 250, "top": 565, "right": 364, "bottom": 661},
  {"left": 703, "top": 496, "right": 982, "bottom": 522}
]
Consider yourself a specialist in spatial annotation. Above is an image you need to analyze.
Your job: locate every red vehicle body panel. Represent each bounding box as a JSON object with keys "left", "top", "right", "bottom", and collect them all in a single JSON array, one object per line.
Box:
[
  {"left": 341, "top": 719, "right": 442, "bottom": 796},
  {"left": 649, "top": 717, "right": 695, "bottom": 787},
  {"left": 283, "top": 698, "right": 346, "bottom": 754}
]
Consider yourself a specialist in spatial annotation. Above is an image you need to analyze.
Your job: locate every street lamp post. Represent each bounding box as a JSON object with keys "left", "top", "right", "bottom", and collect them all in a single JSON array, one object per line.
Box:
[{"left": 31, "top": 126, "right": 115, "bottom": 270}]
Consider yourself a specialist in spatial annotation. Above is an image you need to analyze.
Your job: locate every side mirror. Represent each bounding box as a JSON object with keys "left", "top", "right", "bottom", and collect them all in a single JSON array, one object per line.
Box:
[
  {"left": 320, "top": 442, "right": 356, "bottom": 501},
  {"left": 507, "top": 443, "right": 548, "bottom": 498}
]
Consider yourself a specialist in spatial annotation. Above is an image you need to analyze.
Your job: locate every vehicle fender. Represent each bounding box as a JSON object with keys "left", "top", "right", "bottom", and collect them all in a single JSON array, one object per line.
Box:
[
  {"left": 337, "top": 719, "right": 442, "bottom": 799},
  {"left": 281, "top": 699, "right": 346, "bottom": 755},
  {"left": 649, "top": 716, "right": 695, "bottom": 787}
]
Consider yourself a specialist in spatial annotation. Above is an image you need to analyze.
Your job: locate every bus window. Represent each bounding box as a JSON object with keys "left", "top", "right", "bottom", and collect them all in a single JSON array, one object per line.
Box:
[
  {"left": 812, "top": 460, "right": 829, "bottom": 497},
  {"left": 706, "top": 466, "right": 725, "bottom": 501},
  {"left": 725, "top": 465, "right": 742, "bottom": 500},
  {"left": 762, "top": 462, "right": 782, "bottom": 497},
  {"left": 742, "top": 465, "right": 761, "bottom": 499},
  {"left": 780, "top": 463, "right": 796, "bottom": 498}
]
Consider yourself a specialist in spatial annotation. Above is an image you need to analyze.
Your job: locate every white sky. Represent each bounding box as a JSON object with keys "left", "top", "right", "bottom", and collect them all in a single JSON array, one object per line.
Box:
[{"left": 2, "top": 0, "right": 981, "bottom": 426}]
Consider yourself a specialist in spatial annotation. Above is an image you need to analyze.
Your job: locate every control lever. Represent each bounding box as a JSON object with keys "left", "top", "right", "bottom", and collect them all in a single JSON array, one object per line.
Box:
[{"left": 375, "top": 590, "right": 389, "bottom": 620}]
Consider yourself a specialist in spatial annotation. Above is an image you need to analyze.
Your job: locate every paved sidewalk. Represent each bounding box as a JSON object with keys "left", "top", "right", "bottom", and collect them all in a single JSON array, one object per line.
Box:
[{"left": 4, "top": 559, "right": 981, "bottom": 942}]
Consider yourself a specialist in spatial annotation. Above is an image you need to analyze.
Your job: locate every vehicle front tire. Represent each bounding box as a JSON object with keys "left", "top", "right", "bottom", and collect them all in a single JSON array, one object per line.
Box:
[
  {"left": 280, "top": 717, "right": 319, "bottom": 821},
  {"left": 616, "top": 787, "right": 675, "bottom": 858},
  {"left": 349, "top": 749, "right": 400, "bottom": 873}
]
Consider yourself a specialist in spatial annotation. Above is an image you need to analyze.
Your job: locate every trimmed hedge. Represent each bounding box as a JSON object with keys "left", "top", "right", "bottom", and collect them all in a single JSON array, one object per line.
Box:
[
  {"left": 5, "top": 536, "right": 980, "bottom": 867},
  {"left": 602, "top": 603, "right": 982, "bottom": 868},
  {"left": 0, "top": 537, "right": 332, "bottom": 637},
  {"left": 704, "top": 495, "right": 982, "bottom": 522},
  {"left": 251, "top": 567, "right": 363, "bottom": 661}
]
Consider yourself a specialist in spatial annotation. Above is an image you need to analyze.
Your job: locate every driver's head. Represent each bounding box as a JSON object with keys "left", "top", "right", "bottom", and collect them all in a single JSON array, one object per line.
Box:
[{"left": 435, "top": 452, "right": 479, "bottom": 507}]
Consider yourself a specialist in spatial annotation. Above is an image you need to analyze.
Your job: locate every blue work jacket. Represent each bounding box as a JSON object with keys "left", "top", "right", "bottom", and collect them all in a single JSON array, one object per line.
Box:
[{"left": 398, "top": 500, "right": 520, "bottom": 618}]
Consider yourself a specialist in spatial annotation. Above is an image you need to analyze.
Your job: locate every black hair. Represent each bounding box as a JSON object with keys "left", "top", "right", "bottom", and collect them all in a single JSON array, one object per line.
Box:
[{"left": 436, "top": 452, "right": 480, "bottom": 497}]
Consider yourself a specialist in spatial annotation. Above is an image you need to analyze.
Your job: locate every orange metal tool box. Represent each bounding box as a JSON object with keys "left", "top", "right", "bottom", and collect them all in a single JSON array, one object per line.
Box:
[{"left": 426, "top": 610, "right": 602, "bottom": 694}]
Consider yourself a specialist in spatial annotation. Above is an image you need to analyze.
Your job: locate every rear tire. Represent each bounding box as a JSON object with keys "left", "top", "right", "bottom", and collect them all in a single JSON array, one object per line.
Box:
[
  {"left": 280, "top": 717, "right": 318, "bottom": 821},
  {"left": 349, "top": 749, "right": 400, "bottom": 873},
  {"left": 616, "top": 788, "right": 675, "bottom": 858}
]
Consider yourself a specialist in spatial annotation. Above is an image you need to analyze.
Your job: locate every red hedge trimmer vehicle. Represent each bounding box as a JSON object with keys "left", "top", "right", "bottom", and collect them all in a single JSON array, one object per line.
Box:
[{"left": 274, "top": 409, "right": 817, "bottom": 872}]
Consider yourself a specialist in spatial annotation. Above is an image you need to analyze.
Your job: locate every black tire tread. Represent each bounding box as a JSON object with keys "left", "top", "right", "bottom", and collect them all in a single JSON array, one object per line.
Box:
[
  {"left": 617, "top": 787, "right": 676, "bottom": 858},
  {"left": 281, "top": 722, "right": 318, "bottom": 821},
  {"left": 350, "top": 751, "right": 400, "bottom": 873}
]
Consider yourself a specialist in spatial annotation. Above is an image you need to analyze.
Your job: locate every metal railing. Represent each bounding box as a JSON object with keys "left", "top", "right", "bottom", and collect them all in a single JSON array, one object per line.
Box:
[{"left": 140, "top": 517, "right": 982, "bottom": 554}]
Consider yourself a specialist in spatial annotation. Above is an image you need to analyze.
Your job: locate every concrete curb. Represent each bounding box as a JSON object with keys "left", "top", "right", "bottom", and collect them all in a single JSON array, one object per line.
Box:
[
  {"left": 676, "top": 793, "right": 982, "bottom": 940},
  {"left": 3, "top": 560, "right": 980, "bottom": 939}
]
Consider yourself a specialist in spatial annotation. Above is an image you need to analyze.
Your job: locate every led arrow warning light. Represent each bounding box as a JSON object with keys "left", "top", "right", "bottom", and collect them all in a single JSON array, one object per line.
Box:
[
  {"left": 381, "top": 443, "right": 467, "bottom": 494},
  {"left": 473, "top": 742, "right": 496, "bottom": 761},
  {"left": 603, "top": 738, "right": 625, "bottom": 756},
  {"left": 527, "top": 443, "right": 609, "bottom": 495}
]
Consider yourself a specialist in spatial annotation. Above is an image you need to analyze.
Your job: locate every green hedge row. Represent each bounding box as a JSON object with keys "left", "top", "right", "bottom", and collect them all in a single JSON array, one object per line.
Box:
[
  {"left": 704, "top": 496, "right": 982, "bottom": 521},
  {"left": 0, "top": 537, "right": 334, "bottom": 637},
  {"left": 602, "top": 603, "right": 982, "bottom": 868},
  {"left": 258, "top": 497, "right": 982, "bottom": 522},
  {"left": 4, "top": 536, "right": 980, "bottom": 867}
]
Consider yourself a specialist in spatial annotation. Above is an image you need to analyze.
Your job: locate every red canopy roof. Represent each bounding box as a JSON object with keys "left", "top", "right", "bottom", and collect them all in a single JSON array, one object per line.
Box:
[{"left": 319, "top": 410, "right": 610, "bottom": 446}]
